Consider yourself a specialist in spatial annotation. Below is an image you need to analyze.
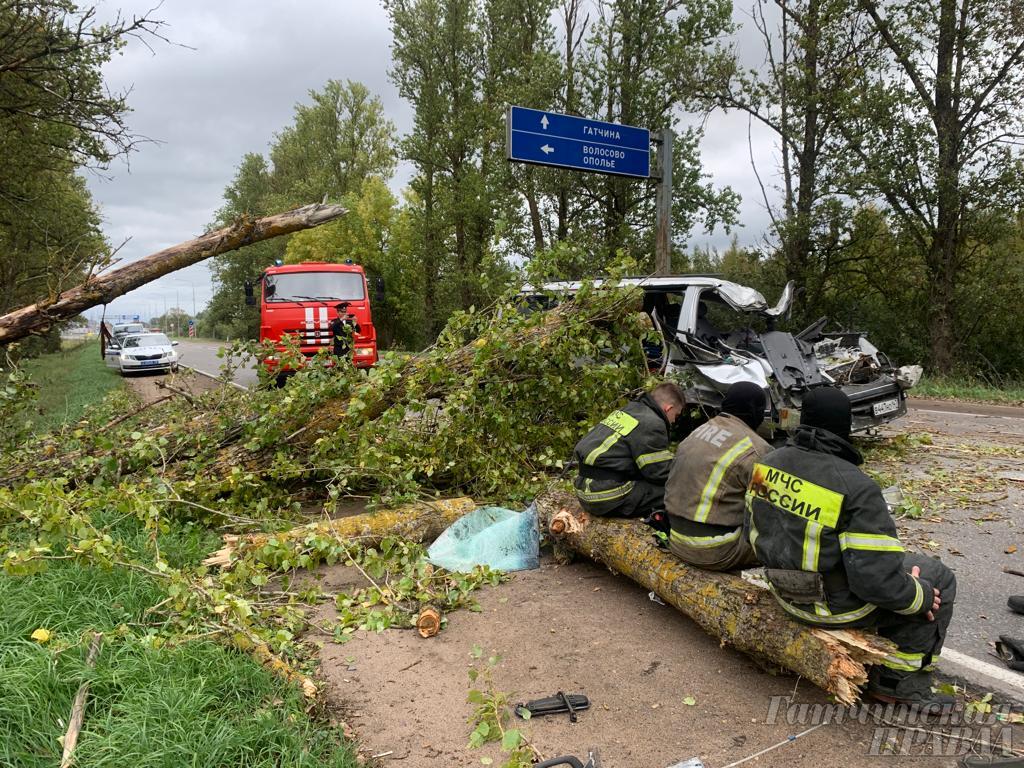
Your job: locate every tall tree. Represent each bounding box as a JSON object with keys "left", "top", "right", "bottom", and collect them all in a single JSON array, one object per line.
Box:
[
  {"left": 268, "top": 80, "right": 396, "bottom": 207},
  {"left": 846, "top": 0, "right": 1024, "bottom": 372},
  {"left": 0, "top": 1, "right": 160, "bottom": 343},
  {"left": 571, "top": 0, "right": 739, "bottom": 269},
  {"left": 205, "top": 82, "right": 397, "bottom": 340},
  {"left": 697, "top": 0, "right": 872, "bottom": 316}
]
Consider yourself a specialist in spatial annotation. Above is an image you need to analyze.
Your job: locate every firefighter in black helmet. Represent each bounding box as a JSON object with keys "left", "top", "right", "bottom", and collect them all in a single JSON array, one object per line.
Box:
[{"left": 745, "top": 387, "right": 956, "bottom": 709}]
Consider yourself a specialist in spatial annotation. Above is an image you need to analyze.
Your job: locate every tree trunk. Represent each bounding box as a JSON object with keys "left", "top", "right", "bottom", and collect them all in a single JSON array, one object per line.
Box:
[
  {"left": 536, "top": 490, "right": 895, "bottom": 705},
  {"left": 0, "top": 203, "right": 348, "bottom": 346},
  {"left": 927, "top": 0, "right": 961, "bottom": 375},
  {"left": 204, "top": 497, "right": 476, "bottom": 568}
]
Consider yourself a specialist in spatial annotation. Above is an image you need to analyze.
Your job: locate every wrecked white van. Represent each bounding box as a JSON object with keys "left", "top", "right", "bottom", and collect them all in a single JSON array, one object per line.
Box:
[{"left": 523, "top": 276, "right": 921, "bottom": 433}]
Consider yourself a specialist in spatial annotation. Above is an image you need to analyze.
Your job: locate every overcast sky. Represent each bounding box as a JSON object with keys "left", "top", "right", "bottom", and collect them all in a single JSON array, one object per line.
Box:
[{"left": 85, "top": 0, "right": 776, "bottom": 324}]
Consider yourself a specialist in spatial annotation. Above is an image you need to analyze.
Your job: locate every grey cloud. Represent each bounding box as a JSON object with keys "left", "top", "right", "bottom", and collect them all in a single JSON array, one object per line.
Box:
[{"left": 85, "top": 0, "right": 783, "bottom": 322}]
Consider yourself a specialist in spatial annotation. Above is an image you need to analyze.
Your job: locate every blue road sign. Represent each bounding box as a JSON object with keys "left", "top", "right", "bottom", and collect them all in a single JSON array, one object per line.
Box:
[{"left": 506, "top": 106, "right": 650, "bottom": 178}]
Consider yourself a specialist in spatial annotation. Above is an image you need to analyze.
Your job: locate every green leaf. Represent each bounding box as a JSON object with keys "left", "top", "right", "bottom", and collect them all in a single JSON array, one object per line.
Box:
[
  {"left": 501, "top": 729, "right": 522, "bottom": 750},
  {"left": 682, "top": 696, "right": 696, "bottom": 706}
]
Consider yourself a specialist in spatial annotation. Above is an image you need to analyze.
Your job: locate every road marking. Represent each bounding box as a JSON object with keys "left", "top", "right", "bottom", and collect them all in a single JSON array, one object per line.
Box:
[
  {"left": 939, "top": 646, "right": 1024, "bottom": 692},
  {"left": 912, "top": 408, "right": 1004, "bottom": 418},
  {"left": 182, "top": 365, "right": 248, "bottom": 391}
]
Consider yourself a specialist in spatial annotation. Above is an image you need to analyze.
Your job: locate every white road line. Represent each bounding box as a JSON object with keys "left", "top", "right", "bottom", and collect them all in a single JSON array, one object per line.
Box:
[
  {"left": 182, "top": 365, "right": 248, "bottom": 391},
  {"left": 912, "top": 408, "right": 1001, "bottom": 418},
  {"left": 939, "top": 646, "right": 1024, "bottom": 692}
]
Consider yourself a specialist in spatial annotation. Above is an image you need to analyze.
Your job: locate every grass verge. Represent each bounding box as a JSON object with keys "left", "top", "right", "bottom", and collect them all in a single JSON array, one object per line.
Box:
[
  {"left": 20, "top": 340, "right": 124, "bottom": 433},
  {"left": 0, "top": 519, "right": 357, "bottom": 768},
  {"left": 914, "top": 374, "right": 1024, "bottom": 406}
]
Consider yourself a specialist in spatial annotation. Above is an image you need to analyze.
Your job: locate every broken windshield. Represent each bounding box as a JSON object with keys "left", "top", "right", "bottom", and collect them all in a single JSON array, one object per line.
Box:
[{"left": 265, "top": 272, "right": 365, "bottom": 303}]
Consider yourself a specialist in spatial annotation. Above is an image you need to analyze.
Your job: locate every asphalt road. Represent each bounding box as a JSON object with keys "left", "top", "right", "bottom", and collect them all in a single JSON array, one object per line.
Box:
[
  {"left": 891, "top": 403, "right": 1024, "bottom": 691},
  {"left": 174, "top": 338, "right": 259, "bottom": 387},
  {"left": 171, "top": 340, "right": 1024, "bottom": 695}
]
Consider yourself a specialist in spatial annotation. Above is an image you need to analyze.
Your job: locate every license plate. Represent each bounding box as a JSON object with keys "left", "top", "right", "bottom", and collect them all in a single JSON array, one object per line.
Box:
[
  {"left": 872, "top": 398, "right": 900, "bottom": 416},
  {"left": 141, "top": 360, "right": 160, "bottom": 366}
]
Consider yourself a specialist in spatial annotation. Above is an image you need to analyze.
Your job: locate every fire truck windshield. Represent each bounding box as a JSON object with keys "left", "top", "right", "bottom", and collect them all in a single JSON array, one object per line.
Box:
[{"left": 265, "top": 271, "right": 365, "bottom": 303}]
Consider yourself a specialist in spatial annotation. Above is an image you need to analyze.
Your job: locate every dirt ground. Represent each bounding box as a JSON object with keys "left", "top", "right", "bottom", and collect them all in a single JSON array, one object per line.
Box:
[
  {"left": 121, "top": 367, "right": 222, "bottom": 404},
  {"left": 296, "top": 403, "right": 1024, "bottom": 768},
  {"left": 312, "top": 556, "right": 1018, "bottom": 768}
]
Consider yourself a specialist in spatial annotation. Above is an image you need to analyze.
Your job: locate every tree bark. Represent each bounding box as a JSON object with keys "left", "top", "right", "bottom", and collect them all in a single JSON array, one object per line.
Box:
[
  {"left": 536, "top": 490, "right": 895, "bottom": 705},
  {"left": 203, "top": 497, "right": 477, "bottom": 568},
  {"left": 0, "top": 203, "right": 347, "bottom": 346}
]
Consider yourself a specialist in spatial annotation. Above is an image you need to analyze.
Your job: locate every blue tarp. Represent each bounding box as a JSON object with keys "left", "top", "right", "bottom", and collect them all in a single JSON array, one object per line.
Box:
[{"left": 427, "top": 504, "right": 540, "bottom": 573}]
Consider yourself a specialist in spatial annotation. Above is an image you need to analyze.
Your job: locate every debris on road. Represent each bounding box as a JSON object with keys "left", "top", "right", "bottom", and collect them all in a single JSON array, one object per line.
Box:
[{"left": 416, "top": 606, "right": 442, "bottom": 638}]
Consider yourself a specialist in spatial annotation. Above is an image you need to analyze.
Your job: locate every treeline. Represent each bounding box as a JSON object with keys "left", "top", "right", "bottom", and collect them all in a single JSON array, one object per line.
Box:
[
  {"left": 4, "top": 2, "right": 1023, "bottom": 379},
  {"left": 205, "top": 0, "right": 1024, "bottom": 378},
  {"left": 202, "top": 0, "right": 739, "bottom": 349},
  {"left": 0, "top": 2, "right": 162, "bottom": 355}
]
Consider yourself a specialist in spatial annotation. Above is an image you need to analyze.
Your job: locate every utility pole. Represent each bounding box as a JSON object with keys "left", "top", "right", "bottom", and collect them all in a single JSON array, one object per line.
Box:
[{"left": 653, "top": 127, "right": 674, "bottom": 276}]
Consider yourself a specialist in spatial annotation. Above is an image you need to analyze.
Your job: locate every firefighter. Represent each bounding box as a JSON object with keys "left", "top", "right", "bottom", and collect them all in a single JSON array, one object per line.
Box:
[
  {"left": 664, "top": 382, "right": 771, "bottom": 570},
  {"left": 572, "top": 382, "right": 686, "bottom": 519},
  {"left": 330, "top": 302, "right": 360, "bottom": 359},
  {"left": 746, "top": 387, "right": 956, "bottom": 708}
]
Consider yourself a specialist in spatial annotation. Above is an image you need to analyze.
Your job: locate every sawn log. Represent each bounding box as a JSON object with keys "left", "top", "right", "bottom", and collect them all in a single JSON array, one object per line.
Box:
[
  {"left": 204, "top": 497, "right": 477, "bottom": 568},
  {"left": 0, "top": 203, "right": 347, "bottom": 345},
  {"left": 536, "top": 490, "right": 895, "bottom": 705}
]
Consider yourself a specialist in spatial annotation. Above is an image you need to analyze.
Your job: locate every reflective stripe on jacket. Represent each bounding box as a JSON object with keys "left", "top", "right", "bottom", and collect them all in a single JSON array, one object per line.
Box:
[
  {"left": 745, "top": 425, "right": 933, "bottom": 624},
  {"left": 665, "top": 413, "right": 771, "bottom": 533},
  {"left": 572, "top": 394, "right": 673, "bottom": 501}
]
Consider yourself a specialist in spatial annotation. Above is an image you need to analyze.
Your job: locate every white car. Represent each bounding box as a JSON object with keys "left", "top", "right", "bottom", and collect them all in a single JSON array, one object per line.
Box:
[{"left": 117, "top": 333, "right": 180, "bottom": 375}]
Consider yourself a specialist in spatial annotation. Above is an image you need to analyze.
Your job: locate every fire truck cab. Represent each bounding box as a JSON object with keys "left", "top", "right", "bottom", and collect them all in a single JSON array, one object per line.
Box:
[{"left": 246, "top": 261, "right": 380, "bottom": 372}]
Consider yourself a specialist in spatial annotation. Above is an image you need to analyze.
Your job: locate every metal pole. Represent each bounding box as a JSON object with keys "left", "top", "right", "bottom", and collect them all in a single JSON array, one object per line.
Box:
[{"left": 654, "top": 127, "right": 674, "bottom": 276}]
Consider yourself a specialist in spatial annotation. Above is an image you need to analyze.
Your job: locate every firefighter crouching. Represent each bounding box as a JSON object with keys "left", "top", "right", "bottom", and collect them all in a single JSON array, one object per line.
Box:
[
  {"left": 746, "top": 387, "right": 956, "bottom": 709},
  {"left": 664, "top": 382, "right": 771, "bottom": 571},
  {"left": 572, "top": 382, "right": 686, "bottom": 519}
]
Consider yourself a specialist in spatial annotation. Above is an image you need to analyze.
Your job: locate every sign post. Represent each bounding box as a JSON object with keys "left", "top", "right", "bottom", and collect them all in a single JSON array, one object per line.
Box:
[
  {"left": 653, "top": 127, "right": 674, "bottom": 276},
  {"left": 506, "top": 106, "right": 673, "bottom": 272}
]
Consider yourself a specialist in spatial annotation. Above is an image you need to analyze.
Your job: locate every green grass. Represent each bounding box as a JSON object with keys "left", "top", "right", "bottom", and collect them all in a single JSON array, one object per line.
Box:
[
  {"left": 20, "top": 340, "right": 124, "bottom": 433},
  {"left": 914, "top": 374, "right": 1024, "bottom": 406},
  {"left": 0, "top": 520, "right": 357, "bottom": 768}
]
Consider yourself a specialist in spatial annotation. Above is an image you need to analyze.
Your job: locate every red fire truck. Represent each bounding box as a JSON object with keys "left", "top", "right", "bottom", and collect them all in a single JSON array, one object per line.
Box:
[{"left": 245, "top": 261, "right": 381, "bottom": 378}]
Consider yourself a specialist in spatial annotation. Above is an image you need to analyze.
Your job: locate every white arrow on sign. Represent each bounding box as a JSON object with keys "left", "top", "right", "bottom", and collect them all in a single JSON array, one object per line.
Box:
[
  {"left": 540, "top": 144, "right": 554, "bottom": 154},
  {"left": 541, "top": 114, "right": 549, "bottom": 130}
]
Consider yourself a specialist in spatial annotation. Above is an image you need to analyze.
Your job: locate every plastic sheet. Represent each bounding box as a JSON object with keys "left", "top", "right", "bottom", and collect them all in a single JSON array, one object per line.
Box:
[{"left": 426, "top": 504, "right": 540, "bottom": 573}]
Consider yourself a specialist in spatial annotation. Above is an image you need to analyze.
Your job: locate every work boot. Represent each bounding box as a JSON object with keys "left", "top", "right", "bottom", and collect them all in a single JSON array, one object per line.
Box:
[
  {"left": 866, "top": 667, "right": 956, "bottom": 713},
  {"left": 1008, "top": 596, "right": 1024, "bottom": 616}
]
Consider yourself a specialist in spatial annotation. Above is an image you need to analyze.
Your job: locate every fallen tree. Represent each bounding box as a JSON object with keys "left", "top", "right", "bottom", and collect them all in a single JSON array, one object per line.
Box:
[
  {"left": 0, "top": 203, "right": 346, "bottom": 345},
  {"left": 205, "top": 491, "right": 893, "bottom": 704},
  {"left": 1, "top": 284, "right": 652, "bottom": 504},
  {"left": 203, "top": 497, "right": 477, "bottom": 568},
  {"left": 535, "top": 489, "right": 895, "bottom": 705}
]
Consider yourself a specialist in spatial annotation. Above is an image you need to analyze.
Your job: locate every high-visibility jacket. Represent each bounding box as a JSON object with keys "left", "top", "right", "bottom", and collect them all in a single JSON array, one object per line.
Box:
[
  {"left": 572, "top": 394, "right": 673, "bottom": 506},
  {"left": 665, "top": 413, "right": 771, "bottom": 543},
  {"left": 745, "top": 425, "right": 933, "bottom": 625}
]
